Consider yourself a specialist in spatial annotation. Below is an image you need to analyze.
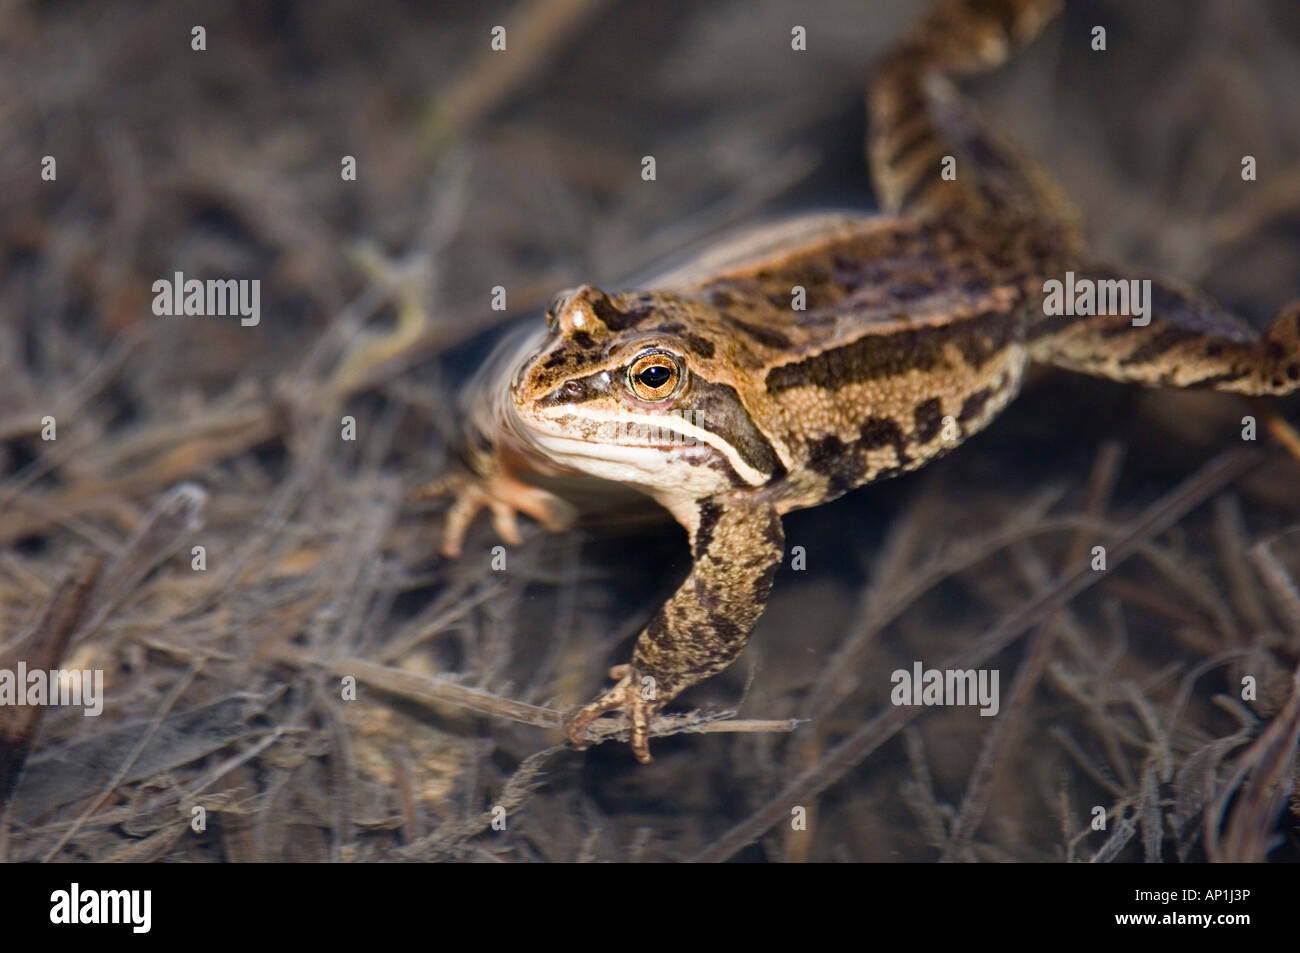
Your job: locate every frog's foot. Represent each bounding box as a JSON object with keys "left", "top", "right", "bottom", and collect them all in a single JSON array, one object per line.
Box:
[
  {"left": 565, "top": 664, "right": 656, "bottom": 764},
  {"left": 414, "top": 470, "right": 575, "bottom": 558}
]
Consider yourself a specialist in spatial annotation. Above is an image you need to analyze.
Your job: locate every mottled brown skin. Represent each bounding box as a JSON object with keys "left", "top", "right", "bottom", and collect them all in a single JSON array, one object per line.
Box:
[{"left": 435, "top": 0, "right": 1300, "bottom": 762}]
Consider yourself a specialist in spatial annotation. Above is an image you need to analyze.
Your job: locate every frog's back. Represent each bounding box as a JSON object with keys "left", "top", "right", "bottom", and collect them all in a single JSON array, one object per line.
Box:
[{"left": 661, "top": 215, "right": 1059, "bottom": 510}]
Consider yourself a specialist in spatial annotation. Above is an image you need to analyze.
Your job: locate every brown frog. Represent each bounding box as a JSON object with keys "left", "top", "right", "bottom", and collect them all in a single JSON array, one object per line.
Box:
[{"left": 433, "top": 0, "right": 1300, "bottom": 762}]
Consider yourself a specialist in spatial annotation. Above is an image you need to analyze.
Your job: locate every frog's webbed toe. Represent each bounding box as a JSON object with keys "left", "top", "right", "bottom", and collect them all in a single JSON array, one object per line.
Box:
[
  {"left": 564, "top": 665, "right": 658, "bottom": 764},
  {"left": 415, "top": 469, "right": 575, "bottom": 558}
]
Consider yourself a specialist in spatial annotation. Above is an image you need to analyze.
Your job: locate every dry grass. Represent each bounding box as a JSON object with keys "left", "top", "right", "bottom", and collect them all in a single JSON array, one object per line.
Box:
[{"left": 1, "top": 0, "right": 1298, "bottom": 862}]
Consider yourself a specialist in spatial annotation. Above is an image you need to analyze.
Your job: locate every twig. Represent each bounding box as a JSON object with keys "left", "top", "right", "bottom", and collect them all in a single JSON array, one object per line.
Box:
[
  {"left": 74, "top": 483, "right": 207, "bottom": 648},
  {"left": 273, "top": 650, "right": 797, "bottom": 743},
  {"left": 1245, "top": 397, "right": 1300, "bottom": 466},
  {"left": 42, "top": 666, "right": 200, "bottom": 862},
  {"left": 1205, "top": 664, "right": 1300, "bottom": 861},
  {"left": 0, "top": 553, "right": 104, "bottom": 808},
  {"left": 425, "top": 0, "right": 610, "bottom": 148},
  {"left": 1247, "top": 539, "right": 1300, "bottom": 640}
]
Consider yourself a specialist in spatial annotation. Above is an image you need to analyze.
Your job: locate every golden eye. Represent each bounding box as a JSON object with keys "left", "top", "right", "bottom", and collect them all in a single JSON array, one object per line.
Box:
[{"left": 626, "top": 349, "right": 684, "bottom": 401}]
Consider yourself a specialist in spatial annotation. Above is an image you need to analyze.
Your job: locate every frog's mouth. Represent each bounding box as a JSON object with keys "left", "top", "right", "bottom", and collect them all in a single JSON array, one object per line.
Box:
[
  {"left": 507, "top": 401, "right": 716, "bottom": 484},
  {"left": 497, "top": 386, "right": 738, "bottom": 500},
  {"left": 513, "top": 399, "right": 780, "bottom": 501}
]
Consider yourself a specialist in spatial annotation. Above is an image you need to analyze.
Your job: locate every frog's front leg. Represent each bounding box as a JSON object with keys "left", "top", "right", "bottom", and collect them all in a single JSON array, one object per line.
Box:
[
  {"left": 419, "top": 423, "right": 575, "bottom": 557},
  {"left": 428, "top": 465, "right": 573, "bottom": 558},
  {"left": 565, "top": 496, "right": 784, "bottom": 763}
]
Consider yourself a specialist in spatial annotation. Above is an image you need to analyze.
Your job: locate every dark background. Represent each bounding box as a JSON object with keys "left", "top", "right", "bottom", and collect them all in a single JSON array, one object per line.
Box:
[{"left": 1, "top": 0, "right": 1298, "bottom": 862}]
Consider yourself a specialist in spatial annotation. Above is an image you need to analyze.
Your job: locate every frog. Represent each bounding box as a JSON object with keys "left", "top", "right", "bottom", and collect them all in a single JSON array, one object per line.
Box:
[{"left": 432, "top": 0, "right": 1300, "bottom": 763}]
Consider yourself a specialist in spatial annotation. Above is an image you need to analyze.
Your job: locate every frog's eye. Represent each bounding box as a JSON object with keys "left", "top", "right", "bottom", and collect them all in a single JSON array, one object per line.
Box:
[
  {"left": 545, "top": 290, "right": 573, "bottom": 332},
  {"left": 626, "top": 348, "right": 685, "bottom": 401}
]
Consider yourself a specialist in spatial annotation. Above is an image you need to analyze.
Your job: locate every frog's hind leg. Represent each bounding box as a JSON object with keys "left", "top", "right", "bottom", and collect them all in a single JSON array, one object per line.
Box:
[
  {"left": 868, "top": 0, "right": 1082, "bottom": 254},
  {"left": 1027, "top": 266, "right": 1300, "bottom": 397}
]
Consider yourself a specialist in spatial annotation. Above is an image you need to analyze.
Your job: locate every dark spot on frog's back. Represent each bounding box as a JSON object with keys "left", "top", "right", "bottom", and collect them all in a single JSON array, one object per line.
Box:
[
  {"left": 831, "top": 255, "right": 868, "bottom": 292},
  {"left": 800, "top": 264, "right": 829, "bottom": 286},
  {"left": 681, "top": 332, "right": 715, "bottom": 359},
  {"left": 571, "top": 330, "right": 595, "bottom": 349},
  {"left": 588, "top": 291, "right": 642, "bottom": 331},
  {"left": 891, "top": 281, "right": 935, "bottom": 302},
  {"left": 724, "top": 315, "right": 791, "bottom": 350},
  {"left": 653, "top": 320, "right": 714, "bottom": 357},
  {"left": 954, "top": 309, "right": 1019, "bottom": 368}
]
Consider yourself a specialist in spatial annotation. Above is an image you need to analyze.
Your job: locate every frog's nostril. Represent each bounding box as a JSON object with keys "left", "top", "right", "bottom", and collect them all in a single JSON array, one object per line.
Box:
[{"left": 562, "top": 380, "right": 585, "bottom": 400}]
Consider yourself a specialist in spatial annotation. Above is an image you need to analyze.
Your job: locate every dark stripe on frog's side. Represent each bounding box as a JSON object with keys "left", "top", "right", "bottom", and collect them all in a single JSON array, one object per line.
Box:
[
  {"left": 764, "top": 305, "right": 1020, "bottom": 394},
  {"left": 805, "top": 415, "right": 913, "bottom": 495},
  {"left": 1116, "top": 327, "right": 1200, "bottom": 367},
  {"left": 913, "top": 396, "right": 944, "bottom": 443},
  {"left": 858, "top": 416, "right": 913, "bottom": 471},
  {"left": 958, "top": 386, "right": 996, "bottom": 424}
]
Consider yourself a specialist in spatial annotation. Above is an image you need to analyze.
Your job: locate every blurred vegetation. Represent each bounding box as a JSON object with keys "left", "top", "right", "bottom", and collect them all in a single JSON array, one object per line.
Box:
[{"left": 1, "top": 0, "right": 1297, "bottom": 862}]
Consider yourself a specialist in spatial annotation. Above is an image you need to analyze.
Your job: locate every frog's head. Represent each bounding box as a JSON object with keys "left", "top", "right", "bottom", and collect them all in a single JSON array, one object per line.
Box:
[{"left": 508, "top": 284, "right": 781, "bottom": 496}]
